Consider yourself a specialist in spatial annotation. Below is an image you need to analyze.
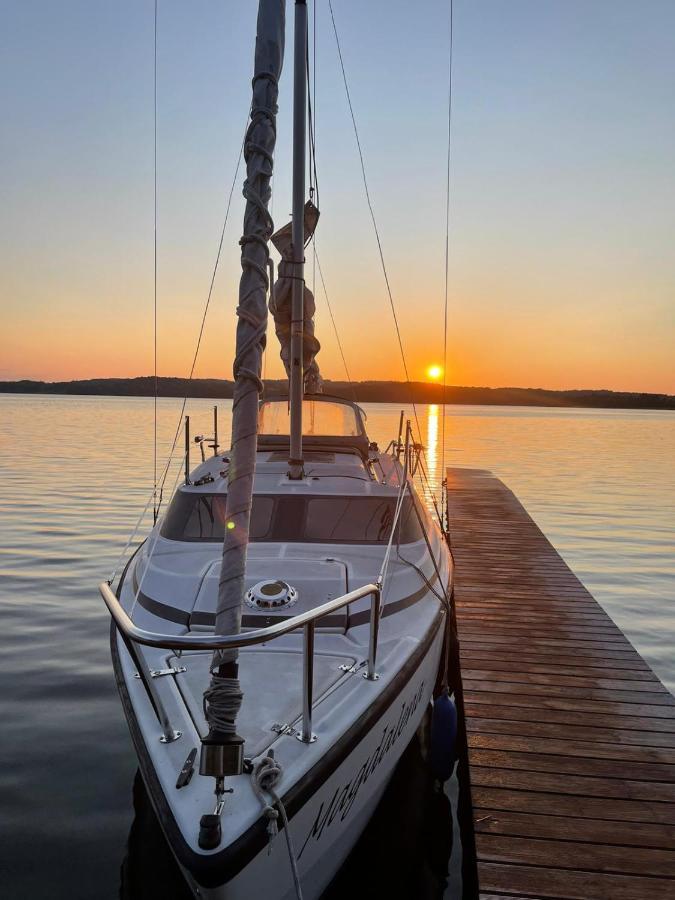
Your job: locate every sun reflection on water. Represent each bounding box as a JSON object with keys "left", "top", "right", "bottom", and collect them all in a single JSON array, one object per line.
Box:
[{"left": 426, "top": 403, "right": 439, "bottom": 491}]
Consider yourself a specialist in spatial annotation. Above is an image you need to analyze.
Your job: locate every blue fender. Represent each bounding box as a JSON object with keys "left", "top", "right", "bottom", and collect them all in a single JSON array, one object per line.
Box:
[{"left": 430, "top": 688, "right": 458, "bottom": 782}]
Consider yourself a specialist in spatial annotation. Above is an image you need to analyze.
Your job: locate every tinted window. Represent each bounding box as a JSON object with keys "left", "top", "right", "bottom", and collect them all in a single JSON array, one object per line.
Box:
[
  {"left": 397, "top": 498, "right": 425, "bottom": 544},
  {"left": 161, "top": 493, "right": 274, "bottom": 542},
  {"left": 306, "top": 497, "right": 393, "bottom": 542},
  {"left": 160, "top": 492, "right": 424, "bottom": 544}
]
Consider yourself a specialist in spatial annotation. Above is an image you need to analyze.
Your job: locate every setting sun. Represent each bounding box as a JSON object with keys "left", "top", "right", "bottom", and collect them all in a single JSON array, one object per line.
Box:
[{"left": 426, "top": 364, "right": 443, "bottom": 381}]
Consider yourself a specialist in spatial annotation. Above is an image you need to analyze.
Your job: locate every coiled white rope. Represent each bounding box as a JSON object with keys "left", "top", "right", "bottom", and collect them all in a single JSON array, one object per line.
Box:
[
  {"left": 251, "top": 751, "right": 304, "bottom": 900},
  {"left": 202, "top": 675, "right": 244, "bottom": 736}
]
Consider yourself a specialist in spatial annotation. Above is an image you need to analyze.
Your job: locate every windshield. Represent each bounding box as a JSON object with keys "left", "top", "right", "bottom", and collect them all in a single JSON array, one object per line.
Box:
[
  {"left": 259, "top": 399, "right": 363, "bottom": 438},
  {"left": 160, "top": 492, "right": 423, "bottom": 545}
]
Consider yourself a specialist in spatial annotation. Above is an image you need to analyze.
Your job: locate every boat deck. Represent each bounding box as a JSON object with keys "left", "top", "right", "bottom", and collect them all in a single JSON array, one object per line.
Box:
[{"left": 446, "top": 467, "right": 675, "bottom": 899}]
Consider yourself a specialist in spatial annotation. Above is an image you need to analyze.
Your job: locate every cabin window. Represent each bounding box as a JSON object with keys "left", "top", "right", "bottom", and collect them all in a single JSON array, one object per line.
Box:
[
  {"left": 259, "top": 399, "right": 362, "bottom": 437},
  {"left": 305, "top": 497, "right": 394, "bottom": 542},
  {"left": 161, "top": 493, "right": 274, "bottom": 542},
  {"left": 397, "top": 498, "right": 426, "bottom": 544},
  {"left": 160, "top": 492, "right": 425, "bottom": 544}
]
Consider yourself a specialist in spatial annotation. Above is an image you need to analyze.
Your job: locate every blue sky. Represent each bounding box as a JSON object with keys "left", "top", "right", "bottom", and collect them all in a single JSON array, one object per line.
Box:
[{"left": 1, "top": 1, "right": 673, "bottom": 391}]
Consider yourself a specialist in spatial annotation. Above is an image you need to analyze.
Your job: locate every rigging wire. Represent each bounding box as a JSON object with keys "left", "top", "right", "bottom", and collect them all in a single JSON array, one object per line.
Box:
[
  {"left": 153, "top": 0, "right": 158, "bottom": 522},
  {"left": 306, "top": 20, "right": 319, "bottom": 206},
  {"left": 309, "top": 0, "right": 318, "bottom": 373},
  {"left": 327, "top": 0, "right": 441, "bottom": 520},
  {"left": 313, "top": 0, "right": 317, "bottom": 151},
  {"left": 131, "top": 444, "right": 186, "bottom": 607},
  {"left": 108, "top": 95, "right": 250, "bottom": 584},
  {"left": 441, "top": 0, "right": 454, "bottom": 524},
  {"left": 153, "top": 118, "right": 248, "bottom": 515},
  {"left": 313, "top": 242, "right": 356, "bottom": 398}
]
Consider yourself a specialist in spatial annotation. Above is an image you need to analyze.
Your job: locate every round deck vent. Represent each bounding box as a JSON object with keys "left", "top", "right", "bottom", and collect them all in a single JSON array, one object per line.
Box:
[{"left": 245, "top": 579, "right": 298, "bottom": 611}]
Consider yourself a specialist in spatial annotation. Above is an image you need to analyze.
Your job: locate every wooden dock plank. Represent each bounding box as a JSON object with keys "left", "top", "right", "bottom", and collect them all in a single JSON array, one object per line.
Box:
[
  {"left": 478, "top": 861, "right": 675, "bottom": 900},
  {"left": 476, "top": 833, "right": 675, "bottom": 877},
  {"left": 446, "top": 468, "right": 675, "bottom": 898},
  {"left": 465, "top": 715, "right": 675, "bottom": 748},
  {"left": 462, "top": 678, "right": 675, "bottom": 705},
  {"left": 474, "top": 808, "right": 675, "bottom": 851},
  {"left": 468, "top": 731, "right": 675, "bottom": 764},
  {"left": 471, "top": 785, "right": 675, "bottom": 825},
  {"left": 462, "top": 656, "right": 660, "bottom": 679},
  {"left": 470, "top": 766, "right": 675, "bottom": 803},
  {"left": 462, "top": 669, "right": 670, "bottom": 692},
  {"left": 469, "top": 748, "right": 675, "bottom": 783},
  {"left": 466, "top": 689, "right": 675, "bottom": 719},
  {"left": 461, "top": 647, "right": 657, "bottom": 671}
]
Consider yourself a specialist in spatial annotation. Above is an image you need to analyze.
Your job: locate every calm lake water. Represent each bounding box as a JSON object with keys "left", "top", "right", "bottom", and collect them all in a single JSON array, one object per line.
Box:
[{"left": 0, "top": 394, "right": 673, "bottom": 899}]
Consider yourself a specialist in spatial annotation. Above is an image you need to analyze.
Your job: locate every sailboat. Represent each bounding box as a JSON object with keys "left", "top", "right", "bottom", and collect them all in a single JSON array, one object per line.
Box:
[{"left": 100, "top": 2, "right": 454, "bottom": 897}]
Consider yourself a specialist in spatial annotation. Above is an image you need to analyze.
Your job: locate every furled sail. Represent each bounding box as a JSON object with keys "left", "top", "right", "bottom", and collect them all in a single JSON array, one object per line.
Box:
[
  {"left": 270, "top": 200, "right": 323, "bottom": 393},
  {"left": 202, "top": 0, "right": 285, "bottom": 766}
]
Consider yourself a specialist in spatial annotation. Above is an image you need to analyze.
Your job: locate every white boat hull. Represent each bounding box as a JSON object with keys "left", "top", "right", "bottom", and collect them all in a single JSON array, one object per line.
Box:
[
  {"left": 108, "top": 428, "right": 453, "bottom": 900},
  {"left": 119, "top": 619, "right": 445, "bottom": 899}
]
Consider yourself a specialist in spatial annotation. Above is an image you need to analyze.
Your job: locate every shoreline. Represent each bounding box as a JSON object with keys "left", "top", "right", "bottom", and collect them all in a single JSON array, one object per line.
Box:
[{"left": 1, "top": 377, "right": 674, "bottom": 411}]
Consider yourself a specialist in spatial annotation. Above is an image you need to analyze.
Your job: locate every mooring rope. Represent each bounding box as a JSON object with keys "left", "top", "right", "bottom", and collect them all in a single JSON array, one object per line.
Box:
[{"left": 251, "top": 752, "right": 304, "bottom": 900}]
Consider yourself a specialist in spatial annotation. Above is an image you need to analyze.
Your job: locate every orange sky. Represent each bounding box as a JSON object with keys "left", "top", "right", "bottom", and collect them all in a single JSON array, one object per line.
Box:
[{"left": 4, "top": 271, "right": 672, "bottom": 392}]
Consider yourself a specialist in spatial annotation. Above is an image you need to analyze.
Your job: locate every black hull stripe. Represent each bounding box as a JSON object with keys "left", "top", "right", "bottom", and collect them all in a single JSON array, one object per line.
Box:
[{"left": 134, "top": 569, "right": 439, "bottom": 631}]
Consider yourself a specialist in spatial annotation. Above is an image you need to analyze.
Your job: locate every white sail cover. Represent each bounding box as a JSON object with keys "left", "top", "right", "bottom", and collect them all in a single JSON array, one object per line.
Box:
[
  {"left": 270, "top": 201, "right": 323, "bottom": 393},
  {"left": 204, "top": 0, "right": 285, "bottom": 737}
]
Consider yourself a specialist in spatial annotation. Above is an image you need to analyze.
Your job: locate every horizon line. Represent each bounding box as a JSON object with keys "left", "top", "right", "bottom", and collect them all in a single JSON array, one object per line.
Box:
[{"left": 1, "top": 374, "right": 674, "bottom": 399}]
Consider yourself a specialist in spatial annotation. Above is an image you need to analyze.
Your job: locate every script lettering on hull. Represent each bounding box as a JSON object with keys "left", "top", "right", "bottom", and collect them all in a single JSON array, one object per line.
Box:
[{"left": 299, "top": 679, "right": 426, "bottom": 858}]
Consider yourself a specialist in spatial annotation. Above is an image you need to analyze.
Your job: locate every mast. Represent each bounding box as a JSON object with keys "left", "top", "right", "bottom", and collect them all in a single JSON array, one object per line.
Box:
[
  {"left": 200, "top": 0, "right": 285, "bottom": 824},
  {"left": 288, "top": 0, "right": 308, "bottom": 479},
  {"left": 268, "top": 0, "right": 322, "bottom": 423}
]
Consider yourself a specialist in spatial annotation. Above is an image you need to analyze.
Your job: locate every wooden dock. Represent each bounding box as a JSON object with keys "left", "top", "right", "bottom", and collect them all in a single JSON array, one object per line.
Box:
[{"left": 446, "top": 467, "right": 675, "bottom": 900}]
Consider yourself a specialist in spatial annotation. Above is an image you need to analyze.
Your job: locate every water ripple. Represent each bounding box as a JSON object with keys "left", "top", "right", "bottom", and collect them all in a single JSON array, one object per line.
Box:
[{"left": 0, "top": 395, "right": 673, "bottom": 898}]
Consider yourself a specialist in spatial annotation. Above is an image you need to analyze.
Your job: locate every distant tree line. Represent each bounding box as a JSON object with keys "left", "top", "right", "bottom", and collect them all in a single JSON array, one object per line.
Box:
[{"left": 1, "top": 377, "right": 674, "bottom": 409}]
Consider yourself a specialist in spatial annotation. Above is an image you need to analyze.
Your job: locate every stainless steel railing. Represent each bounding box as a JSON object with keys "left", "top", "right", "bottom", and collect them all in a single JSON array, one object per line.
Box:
[{"left": 100, "top": 580, "right": 381, "bottom": 744}]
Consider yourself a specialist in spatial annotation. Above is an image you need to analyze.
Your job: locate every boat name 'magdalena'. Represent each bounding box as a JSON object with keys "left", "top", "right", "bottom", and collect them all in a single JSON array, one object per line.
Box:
[{"left": 299, "top": 679, "right": 427, "bottom": 857}]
